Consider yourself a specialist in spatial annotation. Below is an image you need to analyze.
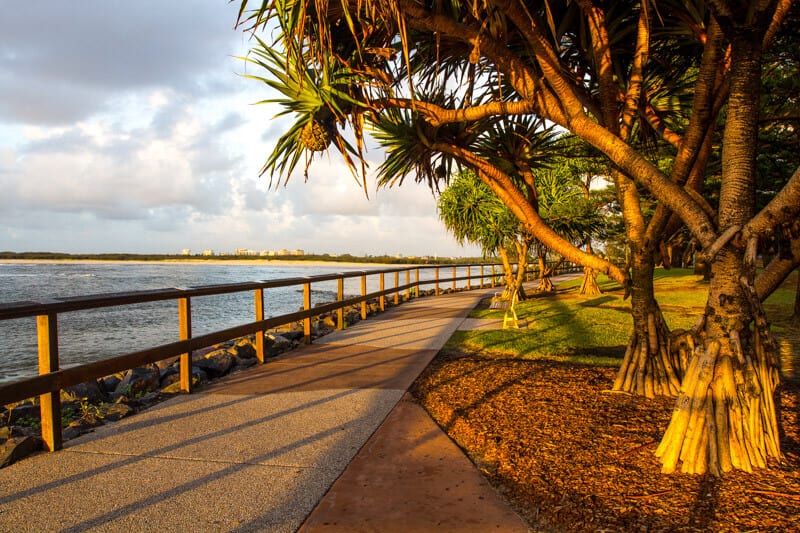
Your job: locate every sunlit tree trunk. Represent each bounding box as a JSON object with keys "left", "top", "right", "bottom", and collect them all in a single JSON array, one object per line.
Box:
[
  {"left": 656, "top": 28, "right": 781, "bottom": 475},
  {"left": 657, "top": 249, "right": 781, "bottom": 474},
  {"left": 578, "top": 265, "right": 601, "bottom": 296},
  {"left": 613, "top": 251, "right": 684, "bottom": 398},
  {"left": 793, "top": 272, "right": 800, "bottom": 323},
  {"left": 579, "top": 242, "right": 601, "bottom": 296},
  {"left": 576, "top": 2, "right": 681, "bottom": 396},
  {"left": 610, "top": 169, "right": 682, "bottom": 397},
  {"left": 535, "top": 242, "right": 553, "bottom": 292},
  {"left": 512, "top": 239, "right": 530, "bottom": 300},
  {"left": 497, "top": 247, "right": 515, "bottom": 299}
]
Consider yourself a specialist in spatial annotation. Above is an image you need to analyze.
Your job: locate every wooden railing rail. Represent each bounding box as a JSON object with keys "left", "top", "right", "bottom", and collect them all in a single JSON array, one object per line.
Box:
[{"left": 0, "top": 260, "right": 579, "bottom": 452}]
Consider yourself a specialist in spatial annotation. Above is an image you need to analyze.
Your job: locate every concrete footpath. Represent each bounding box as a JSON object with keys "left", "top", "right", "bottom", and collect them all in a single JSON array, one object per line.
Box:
[{"left": 0, "top": 286, "right": 529, "bottom": 532}]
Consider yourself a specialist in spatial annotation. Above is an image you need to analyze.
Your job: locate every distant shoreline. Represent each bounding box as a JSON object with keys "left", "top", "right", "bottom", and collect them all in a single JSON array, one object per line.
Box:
[{"left": 0, "top": 258, "right": 398, "bottom": 268}]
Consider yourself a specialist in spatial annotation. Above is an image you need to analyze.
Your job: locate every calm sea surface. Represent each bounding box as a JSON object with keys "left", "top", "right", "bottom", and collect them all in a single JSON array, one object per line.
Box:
[{"left": 0, "top": 262, "right": 415, "bottom": 383}]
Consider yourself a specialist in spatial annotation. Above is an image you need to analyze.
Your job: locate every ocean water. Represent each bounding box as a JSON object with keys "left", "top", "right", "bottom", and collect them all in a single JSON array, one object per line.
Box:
[
  {"left": 0, "top": 262, "right": 398, "bottom": 383},
  {"left": 0, "top": 262, "right": 484, "bottom": 383}
]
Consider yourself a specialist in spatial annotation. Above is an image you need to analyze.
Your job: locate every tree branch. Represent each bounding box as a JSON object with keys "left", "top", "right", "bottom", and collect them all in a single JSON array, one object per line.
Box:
[
  {"left": 642, "top": 105, "right": 683, "bottom": 149},
  {"left": 431, "top": 141, "right": 629, "bottom": 288},
  {"left": 400, "top": 0, "right": 718, "bottom": 247},
  {"left": 743, "top": 164, "right": 800, "bottom": 238},
  {"left": 372, "top": 98, "right": 536, "bottom": 126},
  {"left": 669, "top": 17, "right": 726, "bottom": 188},
  {"left": 577, "top": 0, "right": 620, "bottom": 132},
  {"left": 698, "top": 224, "right": 742, "bottom": 263},
  {"left": 619, "top": 1, "right": 650, "bottom": 138},
  {"left": 646, "top": 124, "right": 718, "bottom": 247},
  {"left": 764, "top": 0, "right": 794, "bottom": 48},
  {"left": 756, "top": 231, "right": 800, "bottom": 301},
  {"left": 502, "top": 1, "right": 719, "bottom": 248}
]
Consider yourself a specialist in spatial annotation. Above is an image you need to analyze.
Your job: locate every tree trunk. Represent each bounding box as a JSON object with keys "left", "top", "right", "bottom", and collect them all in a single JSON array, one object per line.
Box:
[
  {"left": 579, "top": 266, "right": 601, "bottom": 295},
  {"left": 656, "top": 25, "right": 781, "bottom": 475},
  {"left": 613, "top": 251, "right": 683, "bottom": 398},
  {"left": 498, "top": 248, "right": 516, "bottom": 299},
  {"left": 536, "top": 246, "right": 553, "bottom": 292},
  {"left": 682, "top": 242, "right": 695, "bottom": 269},
  {"left": 793, "top": 271, "right": 799, "bottom": 323},
  {"left": 694, "top": 258, "right": 711, "bottom": 280},
  {"left": 512, "top": 240, "right": 530, "bottom": 300},
  {"left": 655, "top": 250, "right": 781, "bottom": 475},
  {"left": 579, "top": 242, "right": 601, "bottom": 296}
]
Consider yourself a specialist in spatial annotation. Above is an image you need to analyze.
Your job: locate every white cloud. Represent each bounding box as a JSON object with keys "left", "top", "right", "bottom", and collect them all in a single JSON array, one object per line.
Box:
[
  {"left": 0, "top": 1, "right": 480, "bottom": 259},
  {"left": 0, "top": 2, "right": 240, "bottom": 124}
]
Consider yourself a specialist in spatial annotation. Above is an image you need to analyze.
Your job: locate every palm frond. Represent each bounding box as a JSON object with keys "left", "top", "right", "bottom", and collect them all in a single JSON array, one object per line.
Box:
[{"left": 240, "top": 33, "right": 369, "bottom": 188}]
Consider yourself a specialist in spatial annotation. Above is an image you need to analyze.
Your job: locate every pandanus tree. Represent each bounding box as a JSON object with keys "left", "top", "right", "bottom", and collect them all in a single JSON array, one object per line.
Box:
[
  {"left": 552, "top": 138, "right": 613, "bottom": 296},
  {"left": 437, "top": 169, "right": 532, "bottom": 299},
  {"left": 528, "top": 160, "right": 607, "bottom": 292},
  {"left": 236, "top": 1, "right": 800, "bottom": 475},
  {"left": 437, "top": 167, "right": 603, "bottom": 297},
  {"left": 369, "top": 95, "right": 577, "bottom": 296}
]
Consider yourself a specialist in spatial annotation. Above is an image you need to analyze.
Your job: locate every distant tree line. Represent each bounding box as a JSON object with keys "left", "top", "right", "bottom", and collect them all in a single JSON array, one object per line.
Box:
[{"left": 0, "top": 251, "right": 487, "bottom": 265}]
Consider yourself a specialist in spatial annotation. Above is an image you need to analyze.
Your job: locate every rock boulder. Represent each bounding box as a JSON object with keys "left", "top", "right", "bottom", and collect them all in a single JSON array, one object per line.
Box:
[
  {"left": 114, "top": 366, "right": 160, "bottom": 398},
  {"left": 0, "top": 436, "right": 41, "bottom": 468}
]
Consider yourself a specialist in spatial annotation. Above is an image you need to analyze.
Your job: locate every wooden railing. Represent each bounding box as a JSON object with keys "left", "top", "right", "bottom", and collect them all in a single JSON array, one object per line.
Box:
[{"left": 0, "top": 261, "right": 579, "bottom": 452}]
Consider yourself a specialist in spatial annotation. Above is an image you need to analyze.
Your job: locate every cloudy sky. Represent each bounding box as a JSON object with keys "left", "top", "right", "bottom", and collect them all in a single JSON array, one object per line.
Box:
[{"left": 0, "top": 2, "right": 479, "bottom": 258}]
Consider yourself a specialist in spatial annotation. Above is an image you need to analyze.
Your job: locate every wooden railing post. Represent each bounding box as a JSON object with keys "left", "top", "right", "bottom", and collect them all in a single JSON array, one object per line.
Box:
[
  {"left": 254, "top": 288, "right": 265, "bottom": 364},
  {"left": 435, "top": 267, "right": 440, "bottom": 296},
  {"left": 360, "top": 273, "right": 367, "bottom": 320},
  {"left": 467, "top": 266, "right": 472, "bottom": 291},
  {"left": 394, "top": 271, "right": 400, "bottom": 305},
  {"left": 405, "top": 270, "right": 411, "bottom": 300},
  {"left": 414, "top": 268, "right": 419, "bottom": 298},
  {"left": 337, "top": 276, "right": 345, "bottom": 330},
  {"left": 491, "top": 264, "right": 496, "bottom": 288},
  {"left": 303, "top": 280, "right": 312, "bottom": 344},
  {"left": 178, "top": 296, "right": 192, "bottom": 393},
  {"left": 379, "top": 272, "right": 385, "bottom": 311},
  {"left": 452, "top": 266, "right": 457, "bottom": 292},
  {"left": 37, "top": 312, "right": 62, "bottom": 452},
  {"left": 479, "top": 265, "right": 484, "bottom": 289}
]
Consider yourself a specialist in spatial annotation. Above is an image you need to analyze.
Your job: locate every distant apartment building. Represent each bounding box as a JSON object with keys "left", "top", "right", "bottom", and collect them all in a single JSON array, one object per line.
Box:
[
  {"left": 181, "top": 249, "right": 192, "bottom": 256},
  {"left": 234, "top": 248, "right": 259, "bottom": 256},
  {"left": 262, "top": 249, "right": 305, "bottom": 256},
  {"left": 202, "top": 249, "right": 215, "bottom": 256}
]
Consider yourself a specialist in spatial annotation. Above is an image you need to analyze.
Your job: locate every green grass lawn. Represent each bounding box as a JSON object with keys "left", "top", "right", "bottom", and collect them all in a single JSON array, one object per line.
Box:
[
  {"left": 455, "top": 268, "right": 797, "bottom": 368},
  {"left": 763, "top": 272, "right": 799, "bottom": 337}
]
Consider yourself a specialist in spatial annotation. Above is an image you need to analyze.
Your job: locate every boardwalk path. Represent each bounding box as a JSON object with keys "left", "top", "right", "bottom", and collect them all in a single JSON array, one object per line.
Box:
[{"left": 0, "top": 285, "right": 530, "bottom": 532}]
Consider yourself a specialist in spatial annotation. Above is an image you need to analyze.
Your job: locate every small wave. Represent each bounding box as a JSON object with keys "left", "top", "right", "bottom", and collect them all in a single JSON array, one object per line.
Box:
[{"left": 0, "top": 371, "right": 30, "bottom": 384}]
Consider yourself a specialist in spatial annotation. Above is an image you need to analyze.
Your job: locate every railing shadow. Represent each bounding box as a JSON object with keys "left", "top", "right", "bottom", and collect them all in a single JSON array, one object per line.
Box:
[
  {"left": 60, "top": 412, "right": 370, "bottom": 533},
  {"left": 2, "top": 378, "right": 409, "bottom": 530}
]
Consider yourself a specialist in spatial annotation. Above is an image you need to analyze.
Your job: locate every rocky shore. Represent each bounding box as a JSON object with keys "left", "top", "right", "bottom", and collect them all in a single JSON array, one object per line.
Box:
[{"left": 1, "top": 288, "right": 440, "bottom": 467}]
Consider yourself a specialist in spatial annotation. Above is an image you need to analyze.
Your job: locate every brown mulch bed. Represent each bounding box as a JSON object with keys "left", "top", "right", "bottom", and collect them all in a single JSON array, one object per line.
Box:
[{"left": 411, "top": 348, "right": 800, "bottom": 532}]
